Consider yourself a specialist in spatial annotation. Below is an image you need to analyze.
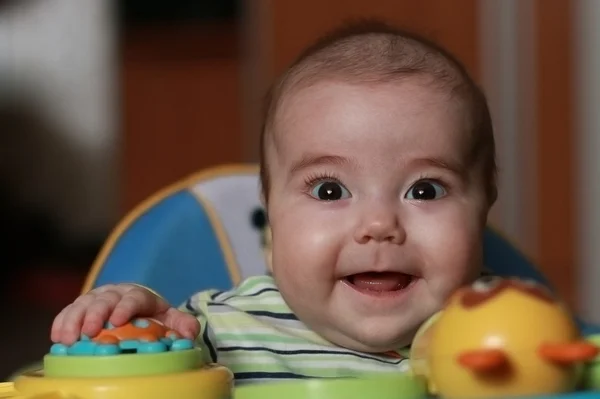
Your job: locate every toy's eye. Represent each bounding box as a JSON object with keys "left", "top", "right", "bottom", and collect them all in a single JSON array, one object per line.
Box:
[{"left": 471, "top": 276, "right": 503, "bottom": 292}]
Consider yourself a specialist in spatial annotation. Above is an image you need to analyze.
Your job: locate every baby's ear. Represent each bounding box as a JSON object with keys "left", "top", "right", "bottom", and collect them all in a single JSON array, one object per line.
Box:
[
  {"left": 264, "top": 224, "right": 273, "bottom": 274},
  {"left": 259, "top": 190, "right": 266, "bottom": 208}
]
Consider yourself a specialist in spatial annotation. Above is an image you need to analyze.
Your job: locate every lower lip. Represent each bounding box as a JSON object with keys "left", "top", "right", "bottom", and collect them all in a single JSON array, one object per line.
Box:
[{"left": 341, "top": 276, "right": 418, "bottom": 299}]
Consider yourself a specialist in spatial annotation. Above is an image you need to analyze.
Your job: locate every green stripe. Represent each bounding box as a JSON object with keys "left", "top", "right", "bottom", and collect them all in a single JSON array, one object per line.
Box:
[{"left": 215, "top": 333, "right": 311, "bottom": 344}]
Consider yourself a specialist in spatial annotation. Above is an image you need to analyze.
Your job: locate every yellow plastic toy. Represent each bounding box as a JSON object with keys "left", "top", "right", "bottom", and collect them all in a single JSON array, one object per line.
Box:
[
  {"left": 0, "top": 318, "right": 233, "bottom": 399},
  {"left": 410, "top": 277, "right": 599, "bottom": 399}
]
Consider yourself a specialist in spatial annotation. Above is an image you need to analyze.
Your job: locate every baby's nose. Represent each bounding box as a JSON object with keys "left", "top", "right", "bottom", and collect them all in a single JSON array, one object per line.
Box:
[{"left": 354, "top": 212, "right": 406, "bottom": 245}]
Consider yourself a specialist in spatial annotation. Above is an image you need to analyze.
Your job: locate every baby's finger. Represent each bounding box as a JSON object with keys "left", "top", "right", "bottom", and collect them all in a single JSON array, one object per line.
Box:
[
  {"left": 90, "top": 283, "right": 136, "bottom": 296},
  {"left": 158, "top": 308, "right": 200, "bottom": 339},
  {"left": 109, "top": 289, "right": 156, "bottom": 326},
  {"left": 51, "top": 306, "right": 70, "bottom": 342},
  {"left": 59, "top": 295, "right": 96, "bottom": 344},
  {"left": 81, "top": 290, "right": 122, "bottom": 337}
]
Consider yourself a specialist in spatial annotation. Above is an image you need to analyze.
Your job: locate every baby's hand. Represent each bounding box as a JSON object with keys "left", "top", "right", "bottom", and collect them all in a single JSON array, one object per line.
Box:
[{"left": 51, "top": 284, "right": 200, "bottom": 345}]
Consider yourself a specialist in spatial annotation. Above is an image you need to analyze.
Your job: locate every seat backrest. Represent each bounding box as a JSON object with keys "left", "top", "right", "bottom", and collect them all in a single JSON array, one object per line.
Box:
[
  {"left": 82, "top": 163, "right": 598, "bottom": 334},
  {"left": 82, "top": 164, "right": 266, "bottom": 307},
  {"left": 483, "top": 229, "right": 550, "bottom": 286}
]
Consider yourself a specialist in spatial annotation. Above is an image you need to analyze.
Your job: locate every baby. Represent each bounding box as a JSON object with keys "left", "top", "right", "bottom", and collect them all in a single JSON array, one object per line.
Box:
[{"left": 51, "top": 20, "right": 497, "bottom": 384}]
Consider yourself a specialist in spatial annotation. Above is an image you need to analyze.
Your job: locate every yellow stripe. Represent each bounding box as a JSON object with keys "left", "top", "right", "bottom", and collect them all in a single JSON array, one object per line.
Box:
[{"left": 81, "top": 164, "right": 259, "bottom": 294}]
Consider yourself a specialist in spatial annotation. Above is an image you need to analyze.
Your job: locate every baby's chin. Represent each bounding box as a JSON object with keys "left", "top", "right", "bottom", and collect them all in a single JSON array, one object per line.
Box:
[{"left": 318, "top": 322, "right": 420, "bottom": 353}]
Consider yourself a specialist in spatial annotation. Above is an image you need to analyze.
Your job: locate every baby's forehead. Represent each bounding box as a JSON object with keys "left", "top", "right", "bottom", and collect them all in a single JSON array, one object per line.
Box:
[
  {"left": 280, "top": 74, "right": 463, "bottom": 116},
  {"left": 265, "top": 84, "right": 475, "bottom": 183},
  {"left": 271, "top": 78, "right": 471, "bottom": 147},
  {"left": 265, "top": 29, "right": 475, "bottom": 153}
]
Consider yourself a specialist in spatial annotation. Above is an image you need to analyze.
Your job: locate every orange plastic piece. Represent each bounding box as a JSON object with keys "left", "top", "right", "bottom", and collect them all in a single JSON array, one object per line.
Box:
[
  {"left": 138, "top": 334, "right": 158, "bottom": 342},
  {"left": 95, "top": 335, "right": 119, "bottom": 345},
  {"left": 92, "top": 319, "right": 171, "bottom": 344}
]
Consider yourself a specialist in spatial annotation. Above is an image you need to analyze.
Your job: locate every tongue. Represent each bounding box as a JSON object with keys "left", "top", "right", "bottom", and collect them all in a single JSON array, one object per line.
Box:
[{"left": 350, "top": 272, "right": 411, "bottom": 292}]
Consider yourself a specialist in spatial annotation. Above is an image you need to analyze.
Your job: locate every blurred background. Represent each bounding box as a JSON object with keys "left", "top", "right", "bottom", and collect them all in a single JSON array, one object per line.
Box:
[{"left": 0, "top": 0, "right": 598, "bottom": 379}]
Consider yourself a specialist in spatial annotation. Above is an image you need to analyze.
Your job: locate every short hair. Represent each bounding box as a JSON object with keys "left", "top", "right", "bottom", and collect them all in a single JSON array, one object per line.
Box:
[{"left": 259, "top": 19, "right": 497, "bottom": 206}]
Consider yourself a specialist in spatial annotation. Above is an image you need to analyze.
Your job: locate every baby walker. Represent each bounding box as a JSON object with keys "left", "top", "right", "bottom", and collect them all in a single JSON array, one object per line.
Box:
[{"left": 3, "top": 277, "right": 600, "bottom": 399}]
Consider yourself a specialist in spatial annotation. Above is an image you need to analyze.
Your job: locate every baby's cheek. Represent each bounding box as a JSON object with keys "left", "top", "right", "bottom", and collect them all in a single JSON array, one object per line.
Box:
[
  {"left": 413, "top": 210, "right": 483, "bottom": 281},
  {"left": 271, "top": 209, "right": 343, "bottom": 281}
]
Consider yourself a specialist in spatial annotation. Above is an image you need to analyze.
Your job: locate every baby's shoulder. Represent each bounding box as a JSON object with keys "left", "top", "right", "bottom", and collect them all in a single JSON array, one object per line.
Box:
[
  {"left": 189, "top": 275, "right": 305, "bottom": 343},
  {"left": 213, "top": 275, "right": 282, "bottom": 305},
  {"left": 189, "top": 275, "right": 285, "bottom": 313}
]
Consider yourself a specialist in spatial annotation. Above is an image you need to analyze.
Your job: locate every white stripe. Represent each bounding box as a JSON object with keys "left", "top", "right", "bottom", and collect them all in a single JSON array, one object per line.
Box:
[
  {"left": 209, "top": 315, "right": 308, "bottom": 330},
  {"left": 232, "top": 324, "right": 313, "bottom": 337},
  {"left": 215, "top": 341, "right": 398, "bottom": 363},
  {"left": 220, "top": 356, "right": 403, "bottom": 371},
  {"left": 210, "top": 326, "right": 307, "bottom": 335},
  {"left": 216, "top": 296, "right": 287, "bottom": 306},
  {"left": 209, "top": 325, "right": 326, "bottom": 340},
  {"left": 216, "top": 339, "right": 344, "bottom": 352}
]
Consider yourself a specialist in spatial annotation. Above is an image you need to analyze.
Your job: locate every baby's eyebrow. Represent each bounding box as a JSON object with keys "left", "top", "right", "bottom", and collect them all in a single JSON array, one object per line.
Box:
[
  {"left": 289, "top": 154, "right": 467, "bottom": 177},
  {"left": 289, "top": 154, "right": 353, "bottom": 175},
  {"left": 412, "top": 157, "right": 467, "bottom": 176}
]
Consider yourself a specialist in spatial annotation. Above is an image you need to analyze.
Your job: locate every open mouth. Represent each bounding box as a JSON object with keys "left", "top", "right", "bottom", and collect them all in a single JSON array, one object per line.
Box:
[{"left": 344, "top": 271, "right": 415, "bottom": 296}]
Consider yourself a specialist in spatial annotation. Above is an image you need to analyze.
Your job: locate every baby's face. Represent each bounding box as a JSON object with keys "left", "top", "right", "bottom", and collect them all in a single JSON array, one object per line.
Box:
[{"left": 266, "top": 79, "right": 489, "bottom": 352}]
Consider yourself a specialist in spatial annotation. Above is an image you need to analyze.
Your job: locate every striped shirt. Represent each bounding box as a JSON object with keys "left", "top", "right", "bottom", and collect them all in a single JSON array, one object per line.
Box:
[{"left": 179, "top": 275, "right": 411, "bottom": 385}]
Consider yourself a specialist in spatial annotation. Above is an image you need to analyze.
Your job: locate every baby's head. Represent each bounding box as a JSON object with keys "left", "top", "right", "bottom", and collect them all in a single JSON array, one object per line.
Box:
[{"left": 259, "top": 21, "right": 496, "bottom": 352}]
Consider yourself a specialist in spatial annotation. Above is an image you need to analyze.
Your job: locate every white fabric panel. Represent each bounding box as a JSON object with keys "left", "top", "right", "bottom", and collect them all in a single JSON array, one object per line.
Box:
[{"left": 190, "top": 173, "right": 267, "bottom": 280}]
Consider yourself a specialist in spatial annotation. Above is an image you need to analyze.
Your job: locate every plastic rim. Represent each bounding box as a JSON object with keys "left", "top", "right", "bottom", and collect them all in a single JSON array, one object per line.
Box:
[
  {"left": 43, "top": 348, "right": 203, "bottom": 378},
  {"left": 233, "top": 374, "right": 427, "bottom": 399}
]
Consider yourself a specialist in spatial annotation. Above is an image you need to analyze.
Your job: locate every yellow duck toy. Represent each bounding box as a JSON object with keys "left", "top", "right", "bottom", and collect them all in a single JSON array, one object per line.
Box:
[{"left": 410, "top": 276, "right": 599, "bottom": 399}]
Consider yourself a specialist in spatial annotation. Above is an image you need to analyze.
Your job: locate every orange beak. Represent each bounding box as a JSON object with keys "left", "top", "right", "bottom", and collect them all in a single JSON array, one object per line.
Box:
[
  {"left": 538, "top": 341, "right": 599, "bottom": 364},
  {"left": 457, "top": 348, "right": 508, "bottom": 372}
]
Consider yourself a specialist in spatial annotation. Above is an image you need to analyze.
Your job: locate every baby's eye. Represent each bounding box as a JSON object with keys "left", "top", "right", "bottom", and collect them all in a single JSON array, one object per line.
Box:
[
  {"left": 405, "top": 180, "right": 446, "bottom": 201},
  {"left": 310, "top": 181, "right": 351, "bottom": 201}
]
